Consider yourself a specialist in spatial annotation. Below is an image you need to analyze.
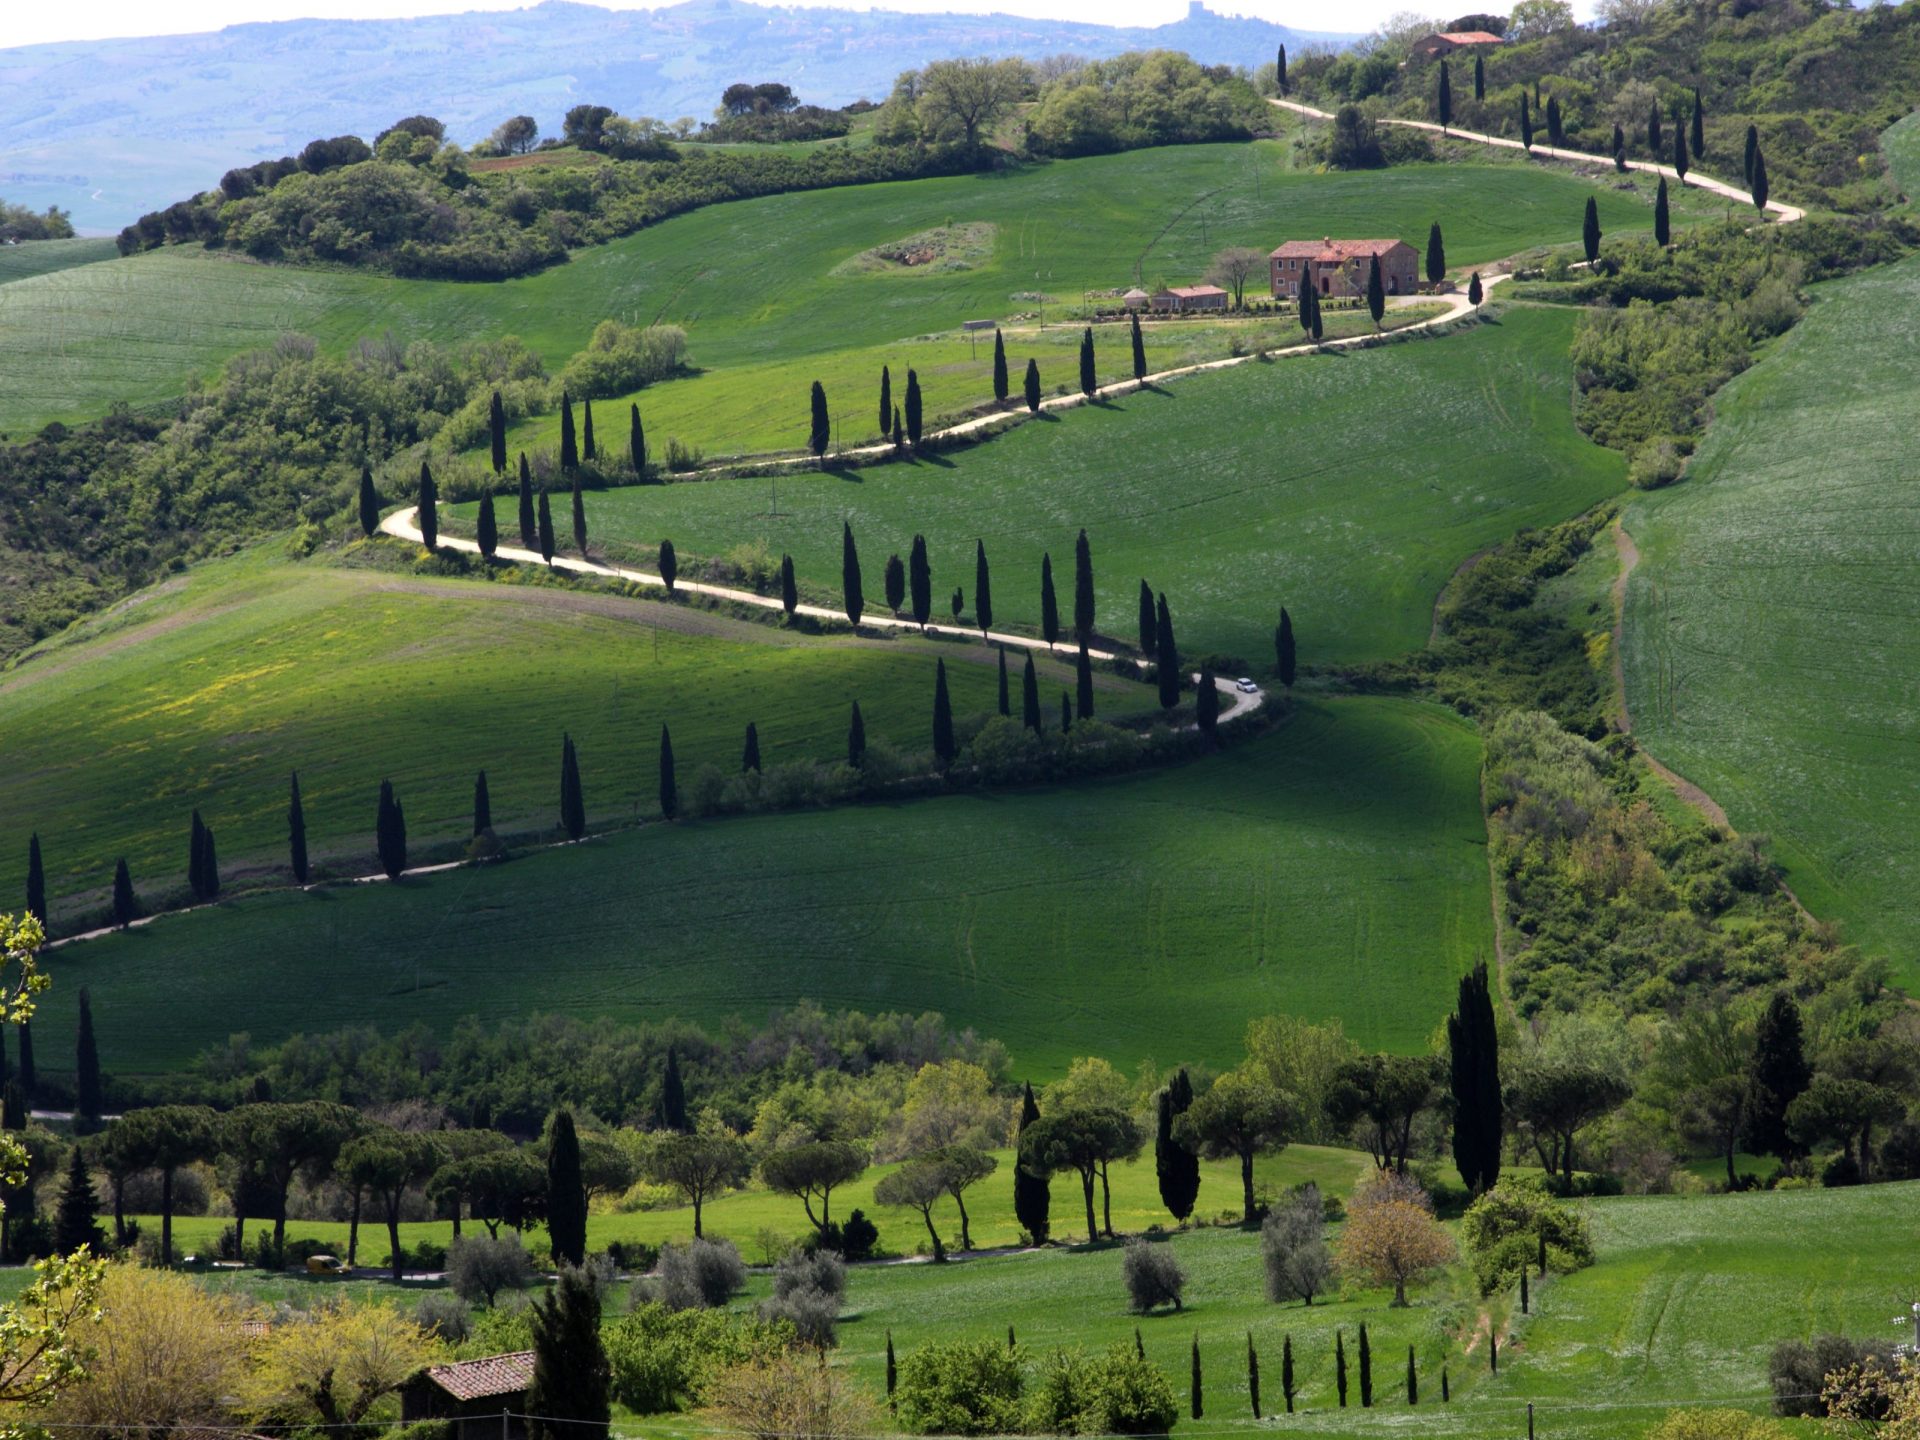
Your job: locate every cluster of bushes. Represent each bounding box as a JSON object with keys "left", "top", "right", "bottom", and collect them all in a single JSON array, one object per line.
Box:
[
  {"left": 606, "top": 1300, "right": 796, "bottom": 1412},
  {"left": 1021, "top": 51, "right": 1270, "bottom": 158},
  {"left": 896, "top": 1338, "right": 1178, "bottom": 1435},
  {"left": 558, "top": 320, "right": 689, "bottom": 400},
  {"left": 0, "top": 197, "right": 75, "bottom": 241}
]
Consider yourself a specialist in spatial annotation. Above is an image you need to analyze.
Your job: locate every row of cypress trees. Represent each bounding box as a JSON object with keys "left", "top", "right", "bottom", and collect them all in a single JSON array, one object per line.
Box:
[{"left": 1159, "top": 1324, "right": 1453, "bottom": 1420}]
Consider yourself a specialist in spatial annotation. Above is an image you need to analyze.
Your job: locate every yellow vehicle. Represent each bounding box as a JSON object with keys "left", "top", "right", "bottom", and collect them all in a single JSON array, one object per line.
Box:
[{"left": 305, "top": 1253, "right": 350, "bottom": 1275}]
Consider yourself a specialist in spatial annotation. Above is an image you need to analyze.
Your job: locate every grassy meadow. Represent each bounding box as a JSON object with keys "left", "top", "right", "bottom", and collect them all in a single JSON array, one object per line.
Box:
[
  {"left": 0, "top": 543, "right": 1143, "bottom": 913},
  {"left": 1622, "top": 253, "right": 1920, "bottom": 975},
  {"left": 33, "top": 696, "right": 1493, "bottom": 1076},
  {"left": 0, "top": 236, "right": 119, "bottom": 290},
  {"left": 0, "top": 147, "right": 1675, "bottom": 434},
  {"left": 453, "top": 305, "right": 1625, "bottom": 668}
]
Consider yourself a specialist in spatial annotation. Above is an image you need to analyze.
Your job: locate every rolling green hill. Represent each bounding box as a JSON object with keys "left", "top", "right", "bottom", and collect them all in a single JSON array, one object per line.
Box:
[
  {"left": 1623, "top": 253, "right": 1920, "bottom": 977},
  {"left": 33, "top": 696, "right": 1492, "bottom": 1076},
  {"left": 0, "top": 544, "right": 1133, "bottom": 915},
  {"left": 455, "top": 304, "right": 1624, "bottom": 668},
  {"left": 0, "top": 146, "right": 1674, "bottom": 434},
  {"left": 0, "top": 237, "right": 118, "bottom": 289}
]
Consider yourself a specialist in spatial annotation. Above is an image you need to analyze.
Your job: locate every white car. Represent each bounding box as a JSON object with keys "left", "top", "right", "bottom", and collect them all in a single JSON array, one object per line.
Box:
[{"left": 1235, "top": 677, "right": 1259, "bottom": 694}]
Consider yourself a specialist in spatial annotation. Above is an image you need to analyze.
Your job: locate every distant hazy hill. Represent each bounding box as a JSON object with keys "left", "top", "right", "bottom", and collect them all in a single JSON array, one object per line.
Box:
[{"left": 0, "top": 0, "right": 1347, "bottom": 233}]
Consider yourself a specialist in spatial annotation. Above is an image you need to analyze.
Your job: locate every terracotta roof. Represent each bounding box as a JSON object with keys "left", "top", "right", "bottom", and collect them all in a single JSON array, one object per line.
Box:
[
  {"left": 1269, "top": 239, "right": 1410, "bottom": 261},
  {"left": 1164, "top": 285, "right": 1227, "bottom": 298},
  {"left": 1434, "top": 29, "right": 1504, "bottom": 42},
  {"left": 422, "top": 1351, "right": 536, "bottom": 1402}
]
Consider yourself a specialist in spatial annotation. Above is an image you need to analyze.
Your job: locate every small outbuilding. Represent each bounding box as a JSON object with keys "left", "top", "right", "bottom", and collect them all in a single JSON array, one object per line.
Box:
[
  {"left": 1409, "top": 30, "right": 1505, "bottom": 60},
  {"left": 401, "top": 1351, "right": 536, "bottom": 1440},
  {"left": 1150, "top": 284, "right": 1229, "bottom": 313},
  {"left": 1121, "top": 287, "right": 1151, "bottom": 311}
]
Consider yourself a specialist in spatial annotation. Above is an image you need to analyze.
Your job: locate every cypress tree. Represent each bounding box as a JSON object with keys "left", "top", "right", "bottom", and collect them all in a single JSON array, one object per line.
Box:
[
  {"left": 905, "top": 370, "right": 923, "bottom": 447},
  {"left": 1336, "top": 1331, "right": 1348, "bottom": 1407},
  {"left": 1076, "top": 640, "right": 1094, "bottom": 720},
  {"left": 1014, "top": 1081, "right": 1050, "bottom": 1242},
  {"left": 1276, "top": 43, "right": 1287, "bottom": 94},
  {"left": 659, "top": 539, "right": 678, "bottom": 596},
  {"left": 1745, "top": 122, "right": 1760, "bottom": 184},
  {"left": 1655, "top": 178, "right": 1671, "bottom": 247},
  {"left": 1521, "top": 1267, "right": 1530, "bottom": 1313},
  {"left": 53, "top": 1144, "right": 103, "bottom": 1254},
  {"left": 1156, "top": 1069, "right": 1200, "bottom": 1221},
  {"left": 188, "top": 810, "right": 208, "bottom": 900},
  {"left": 1746, "top": 991, "right": 1810, "bottom": 1157},
  {"left": 630, "top": 404, "right": 647, "bottom": 480},
  {"left": 1078, "top": 327, "right": 1096, "bottom": 398},
  {"left": 1359, "top": 1322, "right": 1372, "bottom": 1407},
  {"left": 1196, "top": 668, "right": 1219, "bottom": 736},
  {"left": 1060, "top": 691, "right": 1071, "bottom": 732},
  {"left": 376, "top": 779, "right": 407, "bottom": 879},
  {"left": 1690, "top": 87, "right": 1704, "bottom": 159},
  {"left": 546, "top": 1109, "right": 588, "bottom": 1267},
  {"left": 1040, "top": 554, "right": 1060, "bottom": 648},
  {"left": 1024, "top": 357, "right": 1042, "bottom": 414},
  {"left": 887, "top": 1332, "right": 899, "bottom": 1408},
  {"left": 560, "top": 391, "right": 578, "bottom": 470},
  {"left": 74, "top": 988, "right": 101, "bottom": 1128},
  {"left": 659, "top": 725, "right": 677, "bottom": 819},
  {"left": 1490, "top": 1332, "right": 1498, "bottom": 1373},
  {"left": 1449, "top": 961, "right": 1502, "bottom": 1193},
  {"left": 477, "top": 491, "right": 498, "bottom": 558},
  {"left": 1407, "top": 1345, "right": 1418, "bottom": 1405},
  {"left": 288, "top": 773, "right": 309, "bottom": 884},
  {"left": 885, "top": 555, "right": 906, "bottom": 614},
  {"left": 560, "top": 733, "right": 585, "bottom": 840},
  {"left": 780, "top": 554, "right": 798, "bottom": 616},
  {"left": 974, "top": 540, "right": 994, "bottom": 634},
  {"left": 490, "top": 389, "right": 508, "bottom": 475},
  {"left": 581, "top": 398, "right": 596, "bottom": 461},
  {"left": 1426, "top": 222, "right": 1445, "bottom": 285},
  {"left": 537, "top": 490, "right": 556, "bottom": 564},
  {"left": 848, "top": 703, "right": 866, "bottom": 769},
  {"left": 1473, "top": 51, "right": 1484, "bottom": 101},
  {"left": 842, "top": 522, "right": 864, "bottom": 626},
  {"left": 1538, "top": 1230, "right": 1547, "bottom": 1276},
  {"left": 1520, "top": 92, "right": 1532, "bottom": 151},
  {"left": 1613, "top": 123, "right": 1627, "bottom": 171},
  {"left": 1282, "top": 1335, "right": 1295, "bottom": 1414},
  {"left": 1, "top": 1024, "right": 8, "bottom": 1093},
  {"left": 1248, "top": 1333, "right": 1261, "bottom": 1419},
  {"left": 1674, "top": 118, "right": 1690, "bottom": 183},
  {"left": 111, "top": 860, "right": 136, "bottom": 929},
  {"left": 997, "top": 647, "right": 1011, "bottom": 717},
  {"left": 993, "top": 330, "right": 1009, "bottom": 403},
  {"left": 1130, "top": 312, "right": 1147, "bottom": 381},
  {"left": 893, "top": 406, "right": 905, "bottom": 449},
  {"left": 1306, "top": 278, "right": 1323, "bottom": 340},
  {"left": 1074, "top": 529, "right": 1094, "bottom": 639},
  {"left": 1137, "top": 1329, "right": 1146, "bottom": 1360},
  {"left": 1647, "top": 101, "right": 1663, "bottom": 157},
  {"left": 518, "top": 454, "right": 536, "bottom": 546},
  {"left": 1275, "top": 606, "right": 1297, "bottom": 688},
  {"left": 25, "top": 834, "right": 45, "bottom": 925},
  {"left": 17, "top": 1025, "right": 34, "bottom": 1099},
  {"left": 1443, "top": 1368, "right": 1450, "bottom": 1402},
  {"left": 1468, "top": 271, "right": 1484, "bottom": 309},
  {"left": 809, "top": 380, "right": 830, "bottom": 457},
  {"left": 1546, "top": 94, "right": 1563, "bottom": 148},
  {"left": 1021, "top": 652, "right": 1041, "bottom": 732},
  {"left": 570, "top": 474, "right": 587, "bottom": 554},
  {"left": 418, "top": 462, "right": 438, "bottom": 549},
  {"left": 1155, "top": 593, "right": 1179, "bottom": 710},
  {"left": 1582, "top": 196, "right": 1602, "bottom": 265},
  {"left": 909, "top": 534, "right": 932, "bottom": 628},
  {"left": 1436, "top": 57, "right": 1452, "bottom": 129},
  {"left": 879, "top": 365, "right": 892, "bottom": 437},
  {"left": 358, "top": 466, "right": 379, "bottom": 537},
  {"left": 932, "top": 660, "right": 955, "bottom": 766},
  {"left": 1138, "top": 579, "right": 1156, "bottom": 655},
  {"left": 1752, "top": 149, "right": 1770, "bottom": 213},
  {"left": 473, "top": 770, "right": 492, "bottom": 835},
  {"left": 1366, "top": 254, "right": 1385, "bottom": 330},
  {"left": 662, "top": 1047, "right": 690, "bottom": 1131},
  {"left": 743, "top": 722, "right": 761, "bottom": 773},
  {"left": 1191, "top": 1334, "right": 1203, "bottom": 1420},
  {"left": 201, "top": 828, "right": 219, "bottom": 900}
]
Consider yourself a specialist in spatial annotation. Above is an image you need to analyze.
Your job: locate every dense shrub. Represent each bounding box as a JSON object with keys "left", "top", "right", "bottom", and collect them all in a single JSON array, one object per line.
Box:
[
  {"left": 414, "top": 1292, "right": 474, "bottom": 1342},
  {"left": 1769, "top": 1335, "right": 1898, "bottom": 1418},
  {"left": 657, "top": 1236, "right": 746, "bottom": 1310},
  {"left": 1120, "top": 1238, "right": 1185, "bottom": 1313},
  {"left": 447, "top": 1234, "right": 539, "bottom": 1307},
  {"left": 1648, "top": 1410, "right": 1789, "bottom": 1440},
  {"left": 559, "top": 321, "right": 689, "bottom": 399},
  {"left": 606, "top": 1304, "right": 794, "bottom": 1414},
  {"left": 760, "top": 1246, "right": 846, "bottom": 1346},
  {"left": 1027, "top": 1347, "right": 1180, "bottom": 1435},
  {"left": 895, "top": 1339, "right": 1027, "bottom": 1435},
  {"left": 0, "top": 198, "right": 75, "bottom": 240},
  {"left": 1024, "top": 51, "right": 1268, "bottom": 158},
  {"left": 1261, "top": 1183, "right": 1334, "bottom": 1305},
  {"left": 1459, "top": 1180, "right": 1594, "bottom": 1294}
]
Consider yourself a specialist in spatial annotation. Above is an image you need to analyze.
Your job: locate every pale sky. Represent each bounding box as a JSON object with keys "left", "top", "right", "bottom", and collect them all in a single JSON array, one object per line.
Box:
[{"left": 1, "top": 0, "right": 1397, "bottom": 50}]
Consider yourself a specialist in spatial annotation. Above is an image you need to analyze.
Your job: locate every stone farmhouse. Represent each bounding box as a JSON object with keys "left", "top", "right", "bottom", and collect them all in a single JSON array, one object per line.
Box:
[
  {"left": 1409, "top": 29, "right": 1505, "bottom": 60},
  {"left": 1269, "top": 238, "right": 1420, "bottom": 300}
]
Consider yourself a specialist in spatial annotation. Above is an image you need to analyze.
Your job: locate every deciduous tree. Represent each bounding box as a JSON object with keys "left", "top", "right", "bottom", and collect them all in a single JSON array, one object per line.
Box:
[
  {"left": 1337, "top": 1175, "right": 1455, "bottom": 1305},
  {"left": 916, "top": 57, "right": 1025, "bottom": 148},
  {"left": 1178, "top": 1066, "right": 1290, "bottom": 1221},
  {"left": 1206, "top": 248, "right": 1266, "bottom": 309},
  {"left": 1328, "top": 1053, "right": 1446, "bottom": 1174},
  {"left": 761, "top": 1140, "right": 869, "bottom": 1235},
  {"left": 1021, "top": 1105, "right": 1142, "bottom": 1242}
]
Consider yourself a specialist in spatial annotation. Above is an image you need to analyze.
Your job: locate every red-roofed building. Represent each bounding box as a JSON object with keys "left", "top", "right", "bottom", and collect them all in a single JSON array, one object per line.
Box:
[
  {"left": 401, "top": 1351, "right": 535, "bottom": 1440},
  {"left": 1411, "top": 30, "right": 1506, "bottom": 59},
  {"left": 1151, "top": 283, "right": 1229, "bottom": 313},
  {"left": 1269, "top": 238, "right": 1419, "bottom": 300}
]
